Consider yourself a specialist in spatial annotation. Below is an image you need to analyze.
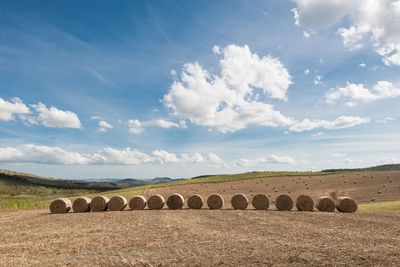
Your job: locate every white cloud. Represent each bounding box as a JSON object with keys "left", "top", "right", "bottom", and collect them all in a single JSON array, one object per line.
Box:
[
  {"left": 313, "top": 75, "right": 323, "bottom": 85},
  {"left": 0, "top": 144, "right": 210, "bottom": 166},
  {"left": 163, "top": 44, "right": 294, "bottom": 133},
  {"left": 311, "top": 131, "right": 325, "bottom": 137},
  {"left": 359, "top": 63, "right": 366, "bottom": 67},
  {"left": 0, "top": 144, "right": 90, "bottom": 165},
  {"left": 29, "top": 103, "right": 81, "bottom": 128},
  {"left": 207, "top": 152, "right": 223, "bottom": 164},
  {"left": 236, "top": 154, "right": 296, "bottom": 167},
  {"left": 0, "top": 97, "right": 30, "bottom": 121},
  {"left": 180, "top": 152, "right": 204, "bottom": 164},
  {"left": 128, "top": 119, "right": 144, "bottom": 134},
  {"left": 153, "top": 119, "right": 186, "bottom": 129},
  {"left": 379, "top": 157, "right": 400, "bottom": 164},
  {"left": 292, "top": 0, "right": 400, "bottom": 65},
  {"left": 304, "top": 69, "right": 310, "bottom": 75},
  {"left": 98, "top": 120, "right": 113, "bottom": 132},
  {"left": 375, "top": 117, "right": 395, "bottom": 124},
  {"left": 152, "top": 150, "right": 179, "bottom": 164},
  {"left": 289, "top": 116, "right": 370, "bottom": 132},
  {"left": 325, "top": 81, "right": 400, "bottom": 106}
]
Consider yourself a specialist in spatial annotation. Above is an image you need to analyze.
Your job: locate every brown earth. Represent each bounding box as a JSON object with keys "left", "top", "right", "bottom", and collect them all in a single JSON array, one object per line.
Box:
[
  {"left": 144, "top": 171, "right": 400, "bottom": 208},
  {"left": 1, "top": 171, "right": 399, "bottom": 266},
  {"left": 0, "top": 210, "right": 399, "bottom": 266}
]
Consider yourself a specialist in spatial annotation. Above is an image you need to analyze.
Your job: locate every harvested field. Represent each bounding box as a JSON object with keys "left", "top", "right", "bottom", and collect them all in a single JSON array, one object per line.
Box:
[{"left": 0, "top": 210, "right": 398, "bottom": 266}]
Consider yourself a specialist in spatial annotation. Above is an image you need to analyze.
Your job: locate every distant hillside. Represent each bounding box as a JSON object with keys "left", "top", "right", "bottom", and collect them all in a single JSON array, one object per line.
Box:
[
  {"left": 0, "top": 169, "right": 177, "bottom": 191},
  {"left": 322, "top": 163, "right": 400, "bottom": 173}
]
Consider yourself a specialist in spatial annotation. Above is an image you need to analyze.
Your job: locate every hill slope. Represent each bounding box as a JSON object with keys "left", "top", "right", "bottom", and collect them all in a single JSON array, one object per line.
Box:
[{"left": 322, "top": 163, "right": 400, "bottom": 172}]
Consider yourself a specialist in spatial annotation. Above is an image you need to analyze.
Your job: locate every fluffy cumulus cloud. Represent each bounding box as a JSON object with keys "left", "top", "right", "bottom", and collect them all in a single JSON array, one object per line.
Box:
[
  {"left": 207, "top": 153, "right": 223, "bottom": 164},
  {"left": 289, "top": 116, "right": 370, "bottom": 132},
  {"left": 152, "top": 119, "right": 186, "bottom": 129},
  {"left": 23, "top": 103, "right": 82, "bottom": 128},
  {"left": 292, "top": 0, "right": 400, "bottom": 65},
  {"left": 163, "top": 44, "right": 294, "bottom": 133},
  {"left": 0, "top": 144, "right": 220, "bottom": 166},
  {"left": 98, "top": 120, "right": 113, "bottom": 132},
  {"left": 0, "top": 97, "right": 30, "bottom": 121},
  {"left": 128, "top": 119, "right": 144, "bottom": 134},
  {"left": 236, "top": 154, "right": 296, "bottom": 167},
  {"left": 325, "top": 81, "right": 400, "bottom": 106}
]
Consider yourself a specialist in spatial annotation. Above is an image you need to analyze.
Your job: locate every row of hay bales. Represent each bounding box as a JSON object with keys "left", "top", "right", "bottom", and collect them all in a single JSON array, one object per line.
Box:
[{"left": 50, "top": 193, "right": 358, "bottom": 214}]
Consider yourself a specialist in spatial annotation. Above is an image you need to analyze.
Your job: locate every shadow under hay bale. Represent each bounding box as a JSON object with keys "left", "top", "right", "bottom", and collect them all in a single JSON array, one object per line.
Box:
[
  {"left": 167, "top": 193, "right": 185, "bottom": 210},
  {"left": 207, "top": 194, "right": 224, "bottom": 210},
  {"left": 231, "top": 193, "right": 249, "bottom": 210},
  {"left": 147, "top": 194, "right": 165, "bottom": 210},
  {"left": 50, "top": 198, "right": 72, "bottom": 214},
  {"left": 129, "top": 195, "right": 147, "bottom": 210},
  {"left": 336, "top": 197, "right": 358, "bottom": 213},
  {"left": 315, "top": 196, "right": 335, "bottom": 212},
  {"left": 296, "top": 195, "right": 314, "bottom": 211},
  {"left": 72, "top": 197, "right": 91, "bottom": 213},
  {"left": 252, "top": 194, "right": 269, "bottom": 210},
  {"left": 108, "top": 195, "right": 127, "bottom": 211},
  {"left": 91, "top": 196, "right": 110, "bottom": 212},
  {"left": 187, "top": 194, "right": 203, "bottom": 209},
  {"left": 275, "top": 194, "right": 293, "bottom": 211}
]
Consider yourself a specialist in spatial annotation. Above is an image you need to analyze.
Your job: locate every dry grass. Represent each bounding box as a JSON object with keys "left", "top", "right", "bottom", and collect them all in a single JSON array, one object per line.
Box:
[{"left": 0, "top": 210, "right": 398, "bottom": 266}]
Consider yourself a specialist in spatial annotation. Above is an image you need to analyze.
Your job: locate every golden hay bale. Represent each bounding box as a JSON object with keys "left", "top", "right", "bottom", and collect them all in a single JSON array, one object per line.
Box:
[
  {"left": 251, "top": 194, "right": 269, "bottom": 210},
  {"left": 91, "top": 196, "right": 110, "bottom": 212},
  {"left": 108, "top": 195, "right": 127, "bottom": 211},
  {"left": 231, "top": 193, "right": 249, "bottom": 210},
  {"left": 72, "top": 197, "right": 91, "bottom": 213},
  {"left": 147, "top": 194, "right": 165, "bottom": 210},
  {"left": 336, "top": 197, "right": 358, "bottom": 213},
  {"left": 167, "top": 193, "right": 185, "bottom": 210},
  {"left": 275, "top": 194, "right": 293, "bottom": 211},
  {"left": 296, "top": 195, "right": 314, "bottom": 211},
  {"left": 207, "top": 194, "right": 224, "bottom": 210},
  {"left": 50, "top": 198, "right": 72, "bottom": 214},
  {"left": 315, "top": 196, "right": 335, "bottom": 212},
  {"left": 187, "top": 194, "right": 203, "bottom": 209},
  {"left": 129, "top": 195, "right": 147, "bottom": 210}
]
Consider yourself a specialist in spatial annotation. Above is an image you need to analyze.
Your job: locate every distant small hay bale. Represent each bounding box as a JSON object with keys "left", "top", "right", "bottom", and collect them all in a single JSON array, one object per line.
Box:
[
  {"left": 231, "top": 193, "right": 249, "bottom": 210},
  {"left": 147, "top": 194, "right": 165, "bottom": 210},
  {"left": 336, "top": 197, "right": 358, "bottom": 213},
  {"left": 129, "top": 195, "right": 147, "bottom": 210},
  {"left": 108, "top": 195, "right": 127, "bottom": 211},
  {"left": 371, "top": 198, "right": 376, "bottom": 202},
  {"left": 167, "top": 193, "right": 185, "bottom": 210},
  {"left": 91, "top": 196, "right": 110, "bottom": 212},
  {"left": 252, "top": 194, "right": 269, "bottom": 210},
  {"left": 207, "top": 194, "right": 224, "bottom": 210},
  {"left": 188, "top": 194, "right": 203, "bottom": 209},
  {"left": 296, "top": 195, "right": 314, "bottom": 211},
  {"left": 275, "top": 194, "right": 293, "bottom": 211},
  {"left": 72, "top": 197, "right": 91, "bottom": 213},
  {"left": 315, "top": 197, "right": 335, "bottom": 212},
  {"left": 50, "top": 198, "right": 72, "bottom": 214}
]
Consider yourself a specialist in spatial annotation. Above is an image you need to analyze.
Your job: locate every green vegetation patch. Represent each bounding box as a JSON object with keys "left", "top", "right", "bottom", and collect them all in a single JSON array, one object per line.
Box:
[{"left": 359, "top": 200, "right": 400, "bottom": 212}]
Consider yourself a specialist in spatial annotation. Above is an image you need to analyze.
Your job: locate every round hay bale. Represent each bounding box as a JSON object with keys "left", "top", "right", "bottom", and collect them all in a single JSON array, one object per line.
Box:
[
  {"left": 207, "top": 194, "right": 224, "bottom": 210},
  {"left": 187, "top": 194, "right": 203, "bottom": 209},
  {"left": 166, "top": 193, "right": 185, "bottom": 210},
  {"left": 72, "top": 197, "right": 91, "bottom": 213},
  {"left": 315, "top": 196, "right": 335, "bottom": 212},
  {"left": 231, "top": 193, "right": 249, "bottom": 210},
  {"left": 275, "top": 194, "right": 293, "bottom": 211},
  {"left": 147, "top": 194, "right": 165, "bottom": 210},
  {"left": 129, "top": 195, "right": 147, "bottom": 210},
  {"left": 336, "top": 197, "right": 358, "bottom": 213},
  {"left": 108, "top": 195, "right": 127, "bottom": 211},
  {"left": 91, "top": 196, "right": 110, "bottom": 212},
  {"left": 296, "top": 195, "right": 314, "bottom": 211},
  {"left": 50, "top": 198, "right": 71, "bottom": 214},
  {"left": 251, "top": 194, "right": 269, "bottom": 210}
]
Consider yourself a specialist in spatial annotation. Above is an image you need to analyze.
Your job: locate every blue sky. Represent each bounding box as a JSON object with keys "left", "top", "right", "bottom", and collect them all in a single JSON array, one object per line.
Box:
[{"left": 0, "top": 0, "right": 399, "bottom": 179}]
